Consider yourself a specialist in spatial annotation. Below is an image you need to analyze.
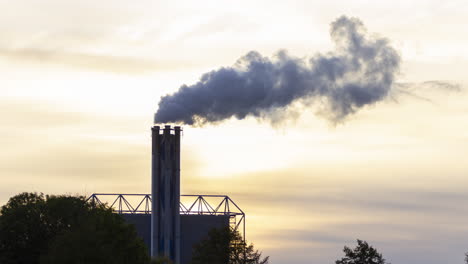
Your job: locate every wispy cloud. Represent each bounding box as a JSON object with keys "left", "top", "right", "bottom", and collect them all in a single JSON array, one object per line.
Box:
[{"left": 0, "top": 48, "right": 200, "bottom": 73}]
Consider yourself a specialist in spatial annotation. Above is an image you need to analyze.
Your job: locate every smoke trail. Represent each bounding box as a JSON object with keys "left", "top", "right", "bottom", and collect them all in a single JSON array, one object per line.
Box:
[{"left": 154, "top": 16, "right": 400, "bottom": 125}]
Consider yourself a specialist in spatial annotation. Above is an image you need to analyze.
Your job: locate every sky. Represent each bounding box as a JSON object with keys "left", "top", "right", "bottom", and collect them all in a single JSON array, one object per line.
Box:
[{"left": 1, "top": 0, "right": 468, "bottom": 263}]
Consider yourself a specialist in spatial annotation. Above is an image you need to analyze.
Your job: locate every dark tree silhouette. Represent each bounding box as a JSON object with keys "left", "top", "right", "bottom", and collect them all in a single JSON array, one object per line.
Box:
[
  {"left": 191, "top": 227, "right": 269, "bottom": 264},
  {"left": 150, "top": 256, "right": 173, "bottom": 264},
  {"left": 0, "top": 192, "right": 149, "bottom": 264},
  {"left": 335, "top": 239, "right": 389, "bottom": 264}
]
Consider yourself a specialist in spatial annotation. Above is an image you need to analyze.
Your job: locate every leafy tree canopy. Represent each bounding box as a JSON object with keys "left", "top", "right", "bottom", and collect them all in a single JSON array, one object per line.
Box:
[
  {"left": 191, "top": 227, "right": 269, "bottom": 264},
  {"left": 336, "top": 239, "right": 389, "bottom": 264},
  {"left": 0, "top": 192, "right": 149, "bottom": 264}
]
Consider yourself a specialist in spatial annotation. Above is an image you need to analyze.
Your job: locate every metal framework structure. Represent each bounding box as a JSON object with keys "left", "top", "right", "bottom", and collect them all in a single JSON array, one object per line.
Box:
[{"left": 86, "top": 193, "right": 246, "bottom": 239}]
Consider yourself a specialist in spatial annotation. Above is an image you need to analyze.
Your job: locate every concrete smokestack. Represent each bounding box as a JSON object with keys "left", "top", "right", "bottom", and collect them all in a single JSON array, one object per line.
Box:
[{"left": 151, "top": 125, "right": 181, "bottom": 263}]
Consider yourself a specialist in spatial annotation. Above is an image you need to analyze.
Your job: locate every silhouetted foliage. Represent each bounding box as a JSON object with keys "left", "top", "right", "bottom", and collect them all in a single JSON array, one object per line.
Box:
[
  {"left": 0, "top": 192, "right": 149, "bottom": 264},
  {"left": 335, "top": 239, "right": 389, "bottom": 264},
  {"left": 150, "top": 256, "right": 174, "bottom": 264},
  {"left": 191, "top": 227, "right": 269, "bottom": 264}
]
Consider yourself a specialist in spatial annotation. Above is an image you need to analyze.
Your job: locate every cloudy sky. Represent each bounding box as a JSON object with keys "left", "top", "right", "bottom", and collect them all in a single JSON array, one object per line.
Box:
[{"left": 1, "top": 0, "right": 468, "bottom": 263}]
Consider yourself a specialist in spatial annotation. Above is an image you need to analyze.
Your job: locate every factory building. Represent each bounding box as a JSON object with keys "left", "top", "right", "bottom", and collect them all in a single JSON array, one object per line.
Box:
[{"left": 87, "top": 125, "right": 245, "bottom": 264}]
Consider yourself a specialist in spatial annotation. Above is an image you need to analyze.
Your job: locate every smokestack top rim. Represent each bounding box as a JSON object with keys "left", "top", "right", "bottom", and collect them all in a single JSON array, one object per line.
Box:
[{"left": 152, "top": 124, "right": 183, "bottom": 130}]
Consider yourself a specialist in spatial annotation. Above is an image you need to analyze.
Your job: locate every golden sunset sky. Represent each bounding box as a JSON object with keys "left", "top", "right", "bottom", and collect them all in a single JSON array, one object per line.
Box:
[{"left": 1, "top": 1, "right": 468, "bottom": 263}]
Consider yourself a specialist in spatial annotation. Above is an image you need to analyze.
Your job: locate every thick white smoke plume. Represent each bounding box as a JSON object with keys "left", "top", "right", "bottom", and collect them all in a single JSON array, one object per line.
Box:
[{"left": 154, "top": 16, "right": 400, "bottom": 125}]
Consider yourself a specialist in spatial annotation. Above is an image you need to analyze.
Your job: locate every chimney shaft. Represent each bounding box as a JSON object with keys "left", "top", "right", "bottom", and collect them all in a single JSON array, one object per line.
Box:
[{"left": 151, "top": 125, "right": 181, "bottom": 263}]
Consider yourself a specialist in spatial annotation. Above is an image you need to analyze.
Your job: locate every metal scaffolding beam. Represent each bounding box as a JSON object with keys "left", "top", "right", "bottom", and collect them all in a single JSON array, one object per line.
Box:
[{"left": 86, "top": 193, "right": 246, "bottom": 240}]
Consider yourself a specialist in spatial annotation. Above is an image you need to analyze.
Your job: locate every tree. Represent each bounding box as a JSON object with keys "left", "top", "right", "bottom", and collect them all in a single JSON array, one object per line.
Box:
[
  {"left": 335, "top": 239, "right": 389, "bottom": 264},
  {"left": 0, "top": 192, "right": 149, "bottom": 264},
  {"left": 150, "top": 256, "right": 174, "bottom": 264},
  {"left": 191, "top": 227, "right": 269, "bottom": 264}
]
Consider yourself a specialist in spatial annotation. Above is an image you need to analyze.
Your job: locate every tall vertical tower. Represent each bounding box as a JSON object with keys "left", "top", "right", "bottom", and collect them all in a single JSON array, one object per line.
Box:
[{"left": 151, "top": 125, "right": 181, "bottom": 263}]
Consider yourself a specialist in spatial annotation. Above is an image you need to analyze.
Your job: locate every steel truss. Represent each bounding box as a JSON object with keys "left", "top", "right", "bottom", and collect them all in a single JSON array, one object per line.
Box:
[{"left": 86, "top": 193, "right": 246, "bottom": 240}]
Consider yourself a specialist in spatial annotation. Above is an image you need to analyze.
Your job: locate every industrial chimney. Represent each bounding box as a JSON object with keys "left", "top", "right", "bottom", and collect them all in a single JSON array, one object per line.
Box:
[
  {"left": 151, "top": 125, "right": 181, "bottom": 263},
  {"left": 88, "top": 124, "right": 245, "bottom": 264}
]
